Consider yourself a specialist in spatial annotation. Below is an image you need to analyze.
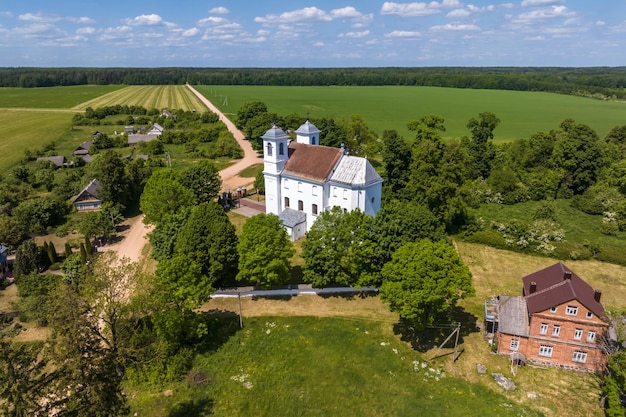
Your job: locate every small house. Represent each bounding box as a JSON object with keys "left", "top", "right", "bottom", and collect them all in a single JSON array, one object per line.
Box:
[
  {"left": 0, "top": 244, "right": 9, "bottom": 280},
  {"left": 147, "top": 123, "right": 165, "bottom": 136},
  {"left": 71, "top": 179, "right": 103, "bottom": 211},
  {"left": 36, "top": 155, "right": 66, "bottom": 169},
  {"left": 74, "top": 141, "right": 93, "bottom": 156}
]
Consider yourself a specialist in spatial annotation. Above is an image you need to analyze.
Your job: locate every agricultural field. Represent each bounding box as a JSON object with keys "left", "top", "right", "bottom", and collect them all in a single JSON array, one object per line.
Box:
[
  {"left": 197, "top": 85, "right": 626, "bottom": 142},
  {"left": 75, "top": 85, "right": 208, "bottom": 112},
  {"left": 0, "top": 85, "right": 124, "bottom": 108}
]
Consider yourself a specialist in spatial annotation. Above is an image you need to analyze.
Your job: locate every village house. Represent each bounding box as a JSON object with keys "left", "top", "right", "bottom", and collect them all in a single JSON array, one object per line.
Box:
[
  {"left": 262, "top": 120, "right": 383, "bottom": 241},
  {"left": 490, "top": 262, "right": 609, "bottom": 372},
  {"left": 128, "top": 123, "right": 164, "bottom": 145},
  {"left": 36, "top": 155, "right": 66, "bottom": 169},
  {"left": 70, "top": 179, "right": 103, "bottom": 211},
  {"left": 0, "top": 244, "right": 9, "bottom": 281}
]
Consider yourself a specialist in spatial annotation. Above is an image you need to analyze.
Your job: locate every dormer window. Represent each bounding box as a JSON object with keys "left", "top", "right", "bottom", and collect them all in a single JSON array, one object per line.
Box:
[
  {"left": 550, "top": 306, "right": 557, "bottom": 313},
  {"left": 266, "top": 142, "right": 273, "bottom": 157},
  {"left": 586, "top": 311, "right": 593, "bottom": 319},
  {"left": 566, "top": 306, "right": 578, "bottom": 316}
]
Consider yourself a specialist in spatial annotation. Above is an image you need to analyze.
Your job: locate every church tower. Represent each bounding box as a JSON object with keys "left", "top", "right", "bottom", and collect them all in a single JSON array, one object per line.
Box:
[
  {"left": 295, "top": 120, "right": 320, "bottom": 145},
  {"left": 262, "top": 124, "right": 290, "bottom": 215}
]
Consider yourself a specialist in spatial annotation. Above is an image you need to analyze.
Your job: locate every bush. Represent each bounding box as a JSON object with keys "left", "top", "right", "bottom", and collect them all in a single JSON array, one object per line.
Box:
[
  {"left": 597, "top": 246, "right": 626, "bottom": 266},
  {"left": 552, "top": 241, "right": 592, "bottom": 261},
  {"left": 571, "top": 194, "right": 604, "bottom": 215},
  {"left": 463, "top": 230, "right": 507, "bottom": 249}
]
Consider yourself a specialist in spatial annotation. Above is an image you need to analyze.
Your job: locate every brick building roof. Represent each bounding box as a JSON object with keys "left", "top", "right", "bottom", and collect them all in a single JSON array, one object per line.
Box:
[{"left": 522, "top": 262, "right": 604, "bottom": 317}]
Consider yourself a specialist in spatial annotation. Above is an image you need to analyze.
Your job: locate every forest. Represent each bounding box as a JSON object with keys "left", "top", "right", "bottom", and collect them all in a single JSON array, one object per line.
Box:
[{"left": 1, "top": 66, "right": 626, "bottom": 99}]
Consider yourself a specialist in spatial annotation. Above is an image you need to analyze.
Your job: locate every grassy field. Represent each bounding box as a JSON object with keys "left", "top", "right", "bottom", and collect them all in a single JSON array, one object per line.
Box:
[
  {"left": 0, "top": 85, "right": 124, "bottom": 108},
  {"left": 197, "top": 85, "right": 626, "bottom": 142},
  {"left": 75, "top": 85, "right": 208, "bottom": 112},
  {"left": 126, "top": 315, "right": 544, "bottom": 417}
]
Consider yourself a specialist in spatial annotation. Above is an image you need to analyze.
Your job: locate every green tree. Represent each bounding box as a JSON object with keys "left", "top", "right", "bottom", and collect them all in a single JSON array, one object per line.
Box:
[
  {"left": 0, "top": 340, "right": 50, "bottom": 417},
  {"left": 465, "top": 112, "right": 500, "bottom": 179},
  {"left": 603, "top": 350, "right": 626, "bottom": 417},
  {"left": 87, "top": 150, "right": 130, "bottom": 208},
  {"left": 148, "top": 207, "right": 192, "bottom": 262},
  {"left": 140, "top": 169, "right": 196, "bottom": 225},
  {"left": 302, "top": 207, "right": 378, "bottom": 287},
  {"left": 17, "top": 272, "right": 60, "bottom": 325},
  {"left": 12, "top": 196, "right": 66, "bottom": 234},
  {"left": 155, "top": 255, "right": 213, "bottom": 311},
  {"left": 180, "top": 160, "right": 222, "bottom": 204},
  {"left": 0, "top": 214, "right": 25, "bottom": 249},
  {"left": 380, "top": 239, "right": 474, "bottom": 330},
  {"left": 381, "top": 129, "right": 411, "bottom": 196},
  {"left": 236, "top": 214, "right": 295, "bottom": 289},
  {"left": 552, "top": 119, "right": 603, "bottom": 195},
  {"left": 254, "top": 170, "right": 265, "bottom": 195},
  {"left": 174, "top": 202, "right": 239, "bottom": 286},
  {"left": 236, "top": 101, "right": 268, "bottom": 130},
  {"left": 13, "top": 240, "right": 41, "bottom": 280}
]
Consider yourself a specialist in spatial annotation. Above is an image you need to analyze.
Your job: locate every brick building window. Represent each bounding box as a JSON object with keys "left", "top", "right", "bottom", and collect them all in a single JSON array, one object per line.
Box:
[
  {"left": 552, "top": 325, "right": 561, "bottom": 337},
  {"left": 550, "top": 306, "right": 557, "bottom": 313},
  {"left": 586, "top": 311, "right": 593, "bottom": 319},
  {"left": 572, "top": 351, "right": 587, "bottom": 363},
  {"left": 566, "top": 305, "right": 578, "bottom": 316},
  {"left": 574, "top": 329, "right": 583, "bottom": 340},
  {"left": 587, "top": 331, "right": 596, "bottom": 342},
  {"left": 539, "top": 345, "right": 553, "bottom": 357},
  {"left": 509, "top": 340, "right": 519, "bottom": 351},
  {"left": 540, "top": 323, "right": 548, "bottom": 335}
]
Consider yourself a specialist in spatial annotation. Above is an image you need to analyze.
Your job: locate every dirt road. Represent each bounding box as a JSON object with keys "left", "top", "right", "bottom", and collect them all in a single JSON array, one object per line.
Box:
[{"left": 107, "top": 86, "right": 262, "bottom": 263}]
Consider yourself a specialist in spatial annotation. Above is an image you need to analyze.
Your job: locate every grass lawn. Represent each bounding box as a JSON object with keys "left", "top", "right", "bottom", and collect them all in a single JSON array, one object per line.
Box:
[
  {"left": 197, "top": 85, "right": 626, "bottom": 143},
  {"left": 125, "top": 315, "right": 544, "bottom": 417}
]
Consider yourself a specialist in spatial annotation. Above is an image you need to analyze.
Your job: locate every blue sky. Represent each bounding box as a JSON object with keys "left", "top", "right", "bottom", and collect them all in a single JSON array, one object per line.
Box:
[{"left": 0, "top": 1, "right": 624, "bottom": 67}]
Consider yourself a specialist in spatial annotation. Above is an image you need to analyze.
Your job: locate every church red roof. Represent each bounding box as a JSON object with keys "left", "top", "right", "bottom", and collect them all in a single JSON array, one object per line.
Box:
[{"left": 283, "top": 143, "right": 343, "bottom": 182}]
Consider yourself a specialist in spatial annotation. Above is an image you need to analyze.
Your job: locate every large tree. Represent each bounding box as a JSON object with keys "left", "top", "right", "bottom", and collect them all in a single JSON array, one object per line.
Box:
[
  {"left": 381, "top": 129, "right": 411, "bottom": 196},
  {"left": 140, "top": 168, "right": 196, "bottom": 224},
  {"left": 180, "top": 160, "right": 222, "bottom": 204},
  {"left": 379, "top": 239, "right": 474, "bottom": 330},
  {"left": 302, "top": 207, "right": 378, "bottom": 287},
  {"left": 174, "top": 202, "right": 239, "bottom": 286},
  {"left": 13, "top": 239, "right": 41, "bottom": 280},
  {"left": 148, "top": 206, "right": 192, "bottom": 262},
  {"left": 236, "top": 213, "right": 295, "bottom": 289},
  {"left": 87, "top": 150, "right": 131, "bottom": 209},
  {"left": 465, "top": 112, "right": 500, "bottom": 179}
]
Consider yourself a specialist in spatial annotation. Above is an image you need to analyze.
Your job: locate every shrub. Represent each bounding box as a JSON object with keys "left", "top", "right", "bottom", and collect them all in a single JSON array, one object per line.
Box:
[{"left": 463, "top": 230, "right": 506, "bottom": 249}]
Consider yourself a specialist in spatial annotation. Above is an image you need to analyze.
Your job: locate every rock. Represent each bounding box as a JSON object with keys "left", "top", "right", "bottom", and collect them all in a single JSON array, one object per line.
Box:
[
  {"left": 477, "top": 364, "right": 487, "bottom": 374},
  {"left": 491, "top": 373, "right": 516, "bottom": 391},
  {"left": 527, "top": 391, "right": 538, "bottom": 400}
]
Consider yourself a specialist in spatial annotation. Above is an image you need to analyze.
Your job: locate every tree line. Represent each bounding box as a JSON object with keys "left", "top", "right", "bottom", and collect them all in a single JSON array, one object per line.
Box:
[{"left": 1, "top": 67, "right": 625, "bottom": 99}]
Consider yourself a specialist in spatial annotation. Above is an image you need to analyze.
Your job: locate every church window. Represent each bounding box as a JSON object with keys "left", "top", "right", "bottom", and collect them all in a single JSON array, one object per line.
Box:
[
  {"left": 312, "top": 136, "right": 316, "bottom": 145},
  {"left": 284, "top": 179, "right": 289, "bottom": 189},
  {"left": 312, "top": 204, "right": 318, "bottom": 215},
  {"left": 298, "top": 200, "right": 303, "bottom": 211},
  {"left": 333, "top": 187, "right": 337, "bottom": 197},
  {"left": 284, "top": 197, "right": 290, "bottom": 208},
  {"left": 279, "top": 142, "right": 284, "bottom": 155},
  {"left": 371, "top": 197, "right": 375, "bottom": 204},
  {"left": 266, "top": 142, "right": 272, "bottom": 156},
  {"left": 343, "top": 189, "right": 348, "bottom": 200},
  {"left": 298, "top": 182, "right": 303, "bottom": 192},
  {"left": 312, "top": 186, "right": 318, "bottom": 196}
]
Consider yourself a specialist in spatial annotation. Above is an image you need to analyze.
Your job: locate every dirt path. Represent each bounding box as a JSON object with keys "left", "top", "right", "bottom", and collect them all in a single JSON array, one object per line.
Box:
[
  {"left": 185, "top": 83, "right": 262, "bottom": 191},
  {"left": 106, "top": 86, "right": 262, "bottom": 264}
]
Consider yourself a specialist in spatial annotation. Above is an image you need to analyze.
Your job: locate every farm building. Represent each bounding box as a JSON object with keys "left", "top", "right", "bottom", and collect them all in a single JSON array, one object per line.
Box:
[
  {"left": 127, "top": 123, "right": 164, "bottom": 145},
  {"left": 262, "top": 120, "right": 382, "bottom": 241},
  {"left": 490, "top": 263, "right": 609, "bottom": 372},
  {"left": 70, "top": 179, "right": 103, "bottom": 211},
  {"left": 36, "top": 155, "right": 66, "bottom": 168}
]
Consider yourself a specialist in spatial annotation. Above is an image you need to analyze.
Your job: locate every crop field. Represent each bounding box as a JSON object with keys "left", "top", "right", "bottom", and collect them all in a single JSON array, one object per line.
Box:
[
  {"left": 74, "top": 85, "right": 208, "bottom": 112},
  {"left": 0, "top": 85, "right": 124, "bottom": 109},
  {"left": 197, "top": 85, "right": 626, "bottom": 142},
  {"left": 0, "top": 109, "right": 74, "bottom": 170}
]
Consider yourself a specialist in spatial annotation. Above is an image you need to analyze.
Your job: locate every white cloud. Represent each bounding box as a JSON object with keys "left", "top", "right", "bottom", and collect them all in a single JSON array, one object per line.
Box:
[
  {"left": 0, "top": 11, "right": 13, "bottom": 18},
  {"left": 520, "top": 0, "right": 563, "bottom": 6},
  {"left": 198, "top": 16, "right": 228, "bottom": 25},
  {"left": 339, "top": 30, "right": 371, "bottom": 38},
  {"left": 18, "top": 13, "right": 60, "bottom": 23},
  {"left": 123, "top": 14, "right": 164, "bottom": 26},
  {"left": 596, "top": 20, "right": 606, "bottom": 26},
  {"left": 76, "top": 27, "right": 96, "bottom": 35},
  {"left": 313, "top": 41, "right": 324, "bottom": 46},
  {"left": 381, "top": 1, "right": 461, "bottom": 17},
  {"left": 209, "top": 7, "right": 229, "bottom": 15},
  {"left": 514, "top": 5, "right": 575, "bottom": 23},
  {"left": 430, "top": 23, "right": 480, "bottom": 31},
  {"left": 385, "top": 30, "right": 422, "bottom": 37},
  {"left": 255, "top": 7, "right": 332, "bottom": 24},
  {"left": 447, "top": 9, "right": 471, "bottom": 18},
  {"left": 70, "top": 17, "right": 95, "bottom": 24},
  {"left": 182, "top": 27, "right": 199, "bottom": 37}
]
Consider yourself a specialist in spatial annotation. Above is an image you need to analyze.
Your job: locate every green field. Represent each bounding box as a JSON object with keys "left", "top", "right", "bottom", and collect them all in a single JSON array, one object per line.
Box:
[
  {"left": 0, "top": 85, "right": 124, "bottom": 108},
  {"left": 126, "top": 315, "right": 543, "bottom": 417},
  {"left": 198, "top": 85, "right": 626, "bottom": 142},
  {"left": 75, "top": 85, "right": 209, "bottom": 112}
]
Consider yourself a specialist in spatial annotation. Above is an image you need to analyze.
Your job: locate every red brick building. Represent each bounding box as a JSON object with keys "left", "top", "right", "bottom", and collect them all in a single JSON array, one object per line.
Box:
[{"left": 495, "top": 263, "right": 609, "bottom": 372}]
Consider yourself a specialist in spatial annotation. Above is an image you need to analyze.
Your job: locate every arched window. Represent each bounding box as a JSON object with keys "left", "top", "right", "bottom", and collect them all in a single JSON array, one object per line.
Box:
[
  {"left": 312, "top": 136, "right": 316, "bottom": 145},
  {"left": 279, "top": 142, "right": 284, "bottom": 155},
  {"left": 266, "top": 142, "right": 272, "bottom": 157}
]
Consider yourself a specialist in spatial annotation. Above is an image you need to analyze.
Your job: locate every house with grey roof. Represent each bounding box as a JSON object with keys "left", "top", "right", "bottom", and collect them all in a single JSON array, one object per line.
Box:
[
  {"left": 262, "top": 120, "right": 383, "bottom": 240},
  {"left": 36, "top": 155, "right": 66, "bottom": 168},
  {"left": 492, "top": 263, "right": 609, "bottom": 372},
  {"left": 70, "top": 179, "right": 103, "bottom": 211}
]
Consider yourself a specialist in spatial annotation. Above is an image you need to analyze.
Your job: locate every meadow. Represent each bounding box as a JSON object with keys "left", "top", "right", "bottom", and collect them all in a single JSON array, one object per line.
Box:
[
  {"left": 197, "top": 85, "right": 626, "bottom": 142},
  {"left": 0, "top": 85, "right": 123, "bottom": 108},
  {"left": 75, "top": 85, "right": 208, "bottom": 112}
]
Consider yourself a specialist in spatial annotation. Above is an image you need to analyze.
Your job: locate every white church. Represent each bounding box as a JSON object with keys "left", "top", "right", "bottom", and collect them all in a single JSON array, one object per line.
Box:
[{"left": 262, "top": 120, "right": 383, "bottom": 241}]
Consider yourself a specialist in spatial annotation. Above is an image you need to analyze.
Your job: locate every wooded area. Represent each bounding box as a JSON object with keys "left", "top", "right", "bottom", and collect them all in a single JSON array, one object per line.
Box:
[{"left": 1, "top": 67, "right": 625, "bottom": 99}]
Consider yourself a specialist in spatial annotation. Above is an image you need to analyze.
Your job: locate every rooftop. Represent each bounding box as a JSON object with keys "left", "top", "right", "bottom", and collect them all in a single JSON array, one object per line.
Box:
[
  {"left": 283, "top": 143, "right": 343, "bottom": 183},
  {"left": 330, "top": 155, "right": 383, "bottom": 187}
]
